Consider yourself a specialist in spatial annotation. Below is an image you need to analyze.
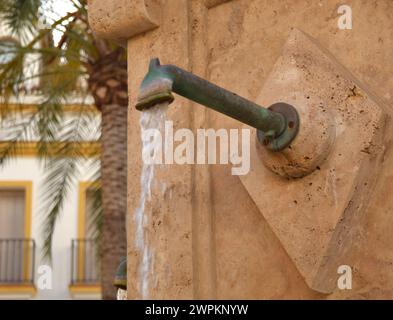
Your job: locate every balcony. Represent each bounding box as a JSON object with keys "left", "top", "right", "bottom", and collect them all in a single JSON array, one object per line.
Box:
[
  {"left": 0, "top": 239, "right": 36, "bottom": 298},
  {"left": 0, "top": 238, "right": 35, "bottom": 285},
  {"left": 70, "top": 239, "right": 101, "bottom": 298}
]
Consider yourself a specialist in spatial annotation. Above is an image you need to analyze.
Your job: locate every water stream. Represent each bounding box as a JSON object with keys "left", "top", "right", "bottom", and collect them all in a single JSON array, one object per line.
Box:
[{"left": 134, "top": 102, "right": 168, "bottom": 299}]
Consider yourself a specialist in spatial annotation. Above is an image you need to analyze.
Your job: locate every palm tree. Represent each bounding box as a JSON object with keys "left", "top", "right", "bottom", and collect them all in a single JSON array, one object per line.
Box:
[{"left": 0, "top": 0, "right": 127, "bottom": 299}]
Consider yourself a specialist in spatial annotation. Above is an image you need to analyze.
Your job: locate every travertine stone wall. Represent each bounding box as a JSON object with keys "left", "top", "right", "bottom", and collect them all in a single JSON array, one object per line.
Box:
[{"left": 88, "top": 0, "right": 393, "bottom": 299}]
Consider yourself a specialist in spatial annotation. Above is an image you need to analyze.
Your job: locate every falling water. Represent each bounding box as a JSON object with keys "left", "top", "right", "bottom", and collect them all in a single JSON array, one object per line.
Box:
[
  {"left": 134, "top": 102, "right": 168, "bottom": 299},
  {"left": 116, "top": 288, "right": 127, "bottom": 300}
]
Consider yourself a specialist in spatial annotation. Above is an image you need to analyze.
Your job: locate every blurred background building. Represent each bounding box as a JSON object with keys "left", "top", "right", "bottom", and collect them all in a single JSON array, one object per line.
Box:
[{"left": 0, "top": 18, "right": 102, "bottom": 300}]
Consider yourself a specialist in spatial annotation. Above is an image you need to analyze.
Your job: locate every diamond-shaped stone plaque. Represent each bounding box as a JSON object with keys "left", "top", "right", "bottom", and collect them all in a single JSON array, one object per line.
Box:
[{"left": 240, "top": 29, "right": 388, "bottom": 293}]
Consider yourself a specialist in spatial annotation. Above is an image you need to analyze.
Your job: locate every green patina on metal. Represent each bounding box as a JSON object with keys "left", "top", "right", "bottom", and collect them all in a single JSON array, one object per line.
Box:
[
  {"left": 113, "top": 257, "right": 127, "bottom": 290},
  {"left": 136, "top": 58, "right": 300, "bottom": 151}
]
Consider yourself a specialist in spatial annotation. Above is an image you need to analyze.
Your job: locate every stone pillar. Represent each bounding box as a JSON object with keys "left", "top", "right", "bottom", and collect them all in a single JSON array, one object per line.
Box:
[{"left": 89, "top": 0, "right": 393, "bottom": 299}]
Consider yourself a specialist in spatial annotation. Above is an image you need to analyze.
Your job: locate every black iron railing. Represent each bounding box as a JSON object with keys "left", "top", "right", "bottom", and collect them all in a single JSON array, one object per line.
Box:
[
  {"left": 0, "top": 239, "right": 35, "bottom": 284},
  {"left": 70, "top": 239, "right": 100, "bottom": 285}
]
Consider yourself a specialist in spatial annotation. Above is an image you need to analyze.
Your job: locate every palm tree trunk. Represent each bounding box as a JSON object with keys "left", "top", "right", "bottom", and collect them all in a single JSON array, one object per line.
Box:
[
  {"left": 100, "top": 103, "right": 127, "bottom": 300},
  {"left": 88, "top": 48, "right": 128, "bottom": 299}
]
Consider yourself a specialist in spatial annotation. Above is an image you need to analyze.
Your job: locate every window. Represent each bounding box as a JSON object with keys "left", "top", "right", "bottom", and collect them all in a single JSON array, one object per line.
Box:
[
  {"left": 0, "top": 189, "right": 25, "bottom": 238},
  {"left": 80, "top": 187, "right": 100, "bottom": 283},
  {"left": 70, "top": 182, "right": 100, "bottom": 288},
  {"left": 0, "top": 182, "right": 34, "bottom": 285}
]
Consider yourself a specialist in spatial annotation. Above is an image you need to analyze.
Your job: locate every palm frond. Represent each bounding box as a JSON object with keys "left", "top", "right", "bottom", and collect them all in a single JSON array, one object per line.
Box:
[
  {"left": 40, "top": 156, "right": 79, "bottom": 259},
  {"left": 40, "top": 98, "right": 100, "bottom": 259},
  {"left": 84, "top": 161, "right": 102, "bottom": 246},
  {"left": 0, "top": 0, "right": 41, "bottom": 42},
  {"left": 0, "top": 111, "right": 37, "bottom": 165}
]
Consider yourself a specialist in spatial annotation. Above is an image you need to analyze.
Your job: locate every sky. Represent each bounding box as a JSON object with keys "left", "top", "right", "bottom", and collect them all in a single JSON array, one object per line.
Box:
[{"left": 42, "top": 0, "right": 78, "bottom": 45}]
